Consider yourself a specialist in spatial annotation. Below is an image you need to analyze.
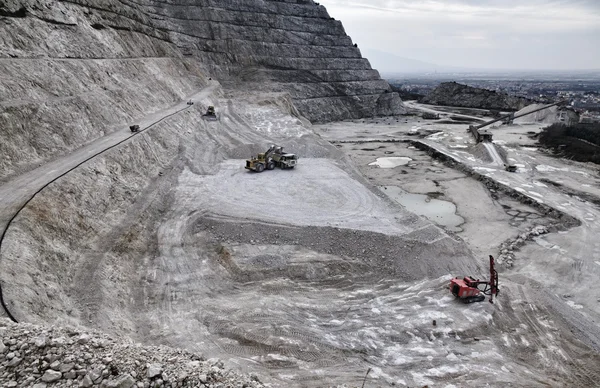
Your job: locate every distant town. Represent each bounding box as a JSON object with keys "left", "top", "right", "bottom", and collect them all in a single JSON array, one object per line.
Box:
[{"left": 387, "top": 73, "right": 600, "bottom": 123}]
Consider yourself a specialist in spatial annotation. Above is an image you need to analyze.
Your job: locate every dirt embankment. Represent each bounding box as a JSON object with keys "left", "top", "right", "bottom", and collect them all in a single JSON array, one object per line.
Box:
[
  {"left": 411, "top": 140, "right": 581, "bottom": 228},
  {"left": 0, "top": 107, "right": 208, "bottom": 328},
  {"left": 0, "top": 59, "right": 208, "bottom": 181}
]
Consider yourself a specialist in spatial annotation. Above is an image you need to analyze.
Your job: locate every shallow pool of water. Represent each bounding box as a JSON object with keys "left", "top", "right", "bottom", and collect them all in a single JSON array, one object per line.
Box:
[
  {"left": 369, "top": 157, "right": 412, "bottom": 168},
  {"left": 380, "top": 186, "right": 464, "bottom": 232}
]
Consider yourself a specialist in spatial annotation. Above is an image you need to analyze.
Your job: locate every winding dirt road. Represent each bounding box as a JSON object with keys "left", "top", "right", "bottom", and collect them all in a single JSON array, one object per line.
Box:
[{"left": 0, "top": 83, "right": 218, "bottom": 240}]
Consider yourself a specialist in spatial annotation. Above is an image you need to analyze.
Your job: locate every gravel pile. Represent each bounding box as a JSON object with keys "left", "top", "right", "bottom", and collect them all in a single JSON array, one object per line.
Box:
[
  {"left": 0, "top": 318, "right": 264, "bottom": 388},
  {"left": 497, "top": 225, "right": 549, "bottom": 268}
]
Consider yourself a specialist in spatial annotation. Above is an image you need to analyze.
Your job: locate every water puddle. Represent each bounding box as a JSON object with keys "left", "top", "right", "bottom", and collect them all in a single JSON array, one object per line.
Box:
[
  {"left": 380, "top": 186, "right": 464, "bottom": 232},
  {"left": 369, "top": 157, "right": 412, "bottom": 168}
]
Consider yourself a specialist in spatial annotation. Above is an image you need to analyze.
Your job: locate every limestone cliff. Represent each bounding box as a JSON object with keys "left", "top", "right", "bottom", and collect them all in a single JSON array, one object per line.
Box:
[
  {"left": 0, "top": 0, "right": 404, "bottom": 178},
  {"left": 0, "top": 0, "right": 404, "bottom": 122},
  {"left": 422, "top": 81, "right": 531, "bottom": 111}
]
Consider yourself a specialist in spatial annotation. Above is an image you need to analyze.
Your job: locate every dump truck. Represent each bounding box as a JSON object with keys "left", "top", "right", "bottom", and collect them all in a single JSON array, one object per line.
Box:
[{"left": 245, "top": 145, "right": 298, "bottom": 172}]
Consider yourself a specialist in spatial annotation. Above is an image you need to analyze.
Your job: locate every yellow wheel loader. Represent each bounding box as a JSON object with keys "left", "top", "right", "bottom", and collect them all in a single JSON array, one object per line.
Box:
[{"left": 245, "top": 145, "right": 298, "bottom": 172}]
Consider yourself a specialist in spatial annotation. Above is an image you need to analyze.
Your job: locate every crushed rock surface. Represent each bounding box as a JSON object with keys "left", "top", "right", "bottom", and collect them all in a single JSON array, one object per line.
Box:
[{"left": 0, "top": 318, "right": 264, "bottom": 388}]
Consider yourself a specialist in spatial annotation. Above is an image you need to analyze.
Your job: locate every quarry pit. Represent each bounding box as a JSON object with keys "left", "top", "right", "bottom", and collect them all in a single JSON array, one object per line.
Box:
[
  {"left": 1, "top": 0, "right": 600, "bottom": 386},
  {"left": 2, "top": 89, "right": 600, "bottom": 386}
]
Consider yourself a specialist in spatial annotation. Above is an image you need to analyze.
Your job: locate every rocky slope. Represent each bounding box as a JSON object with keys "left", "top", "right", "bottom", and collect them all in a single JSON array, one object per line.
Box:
[
  {"left": 0, "top": 0, "right": 405, "bottom": 180},
  {"left": 422, "top": 81, "right": 531, "bottom": 111},
  {"left": 0, "top": 0, "right": 404, "bottom": 122},
  {"left": 0, "top": 317, "right": 265, "bottom": 387}
]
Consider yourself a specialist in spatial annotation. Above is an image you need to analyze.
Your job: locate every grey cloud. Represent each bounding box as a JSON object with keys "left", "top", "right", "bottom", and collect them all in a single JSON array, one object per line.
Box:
[{"left": 320, "top": 0, "right": 600, "bottom": 70}]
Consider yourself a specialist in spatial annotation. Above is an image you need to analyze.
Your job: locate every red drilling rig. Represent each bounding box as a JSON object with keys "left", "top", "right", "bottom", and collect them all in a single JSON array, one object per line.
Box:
[{"left": 450, "top": 255, "right": 499, "bottom": 303}]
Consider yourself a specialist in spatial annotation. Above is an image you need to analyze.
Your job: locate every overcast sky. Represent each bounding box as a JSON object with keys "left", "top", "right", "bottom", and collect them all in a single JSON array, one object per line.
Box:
[{"left": 318, "top": 0, "right": 600, "bottom": 71}]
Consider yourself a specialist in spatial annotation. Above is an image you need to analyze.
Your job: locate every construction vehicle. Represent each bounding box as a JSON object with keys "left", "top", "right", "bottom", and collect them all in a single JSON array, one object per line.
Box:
[
  {"left": 129, "top": 125, "right": 140, "bottom": 133},
  {"left": 467, "top": 100, "right": 566, "bottom": 143},
  {"left": 422, "top": 112, "right": 440, "bottom": 120},
  {"left": 450, "top": 255, "right": 499, "bottom": 303},
  {"left": 245, "top": 145, "right": 298, "bottom": 172},
  {"left": 202, "top": 106, "right": 217, "bottom": 121},
  {"left": 504, "top": 164, "right": 517, "bottom": 172}
]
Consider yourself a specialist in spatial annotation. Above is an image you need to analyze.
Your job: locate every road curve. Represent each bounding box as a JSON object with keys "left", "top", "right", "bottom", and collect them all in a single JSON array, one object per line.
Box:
[
  {"left": 0, "top": 83, "right": 218, "bottom": 239},
  {"left": 0, "top": 83, "right": 218, "bottom": 321},
  {"left": 404, "top": 100, "right": 488, "bottom": 122}
]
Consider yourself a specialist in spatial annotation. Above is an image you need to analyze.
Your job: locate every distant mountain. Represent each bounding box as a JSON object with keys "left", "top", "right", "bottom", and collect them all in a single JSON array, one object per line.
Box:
[
  {"left": 361, "top": 49, "right": 600, "bottom": 79},
  {"left": 361, "top": 49, "right": 448, "bottom": 75}
]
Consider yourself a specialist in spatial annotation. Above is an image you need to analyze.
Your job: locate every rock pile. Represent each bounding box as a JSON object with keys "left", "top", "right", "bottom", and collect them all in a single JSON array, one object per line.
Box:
[
  {"left": 0, "top": 319, "right": 264, "bottom": 388},
  {"left": 497, "top": 225, "right": 549, "bottom": 268},
  {"left": 422, "top": 82, "right": 531, "bottom": 111}
]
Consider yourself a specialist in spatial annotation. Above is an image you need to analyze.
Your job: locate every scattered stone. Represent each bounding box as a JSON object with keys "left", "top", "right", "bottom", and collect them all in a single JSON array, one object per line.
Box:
[
  {"left": 0, "top": 318, "right": 263, "bottom": 387},
  {"left": 60, "top": 362, "right": 75, "bottom": 372},
  {"left": 41, "top": 369, "right": 62, "bottom": 383},
  {"left": 105, "top": 374, "right": 135, "bottom": 388},
  {"left": 78, "top": 334, "right": 90, "bottom": 344},
  {"left": 50, "top": 360, "right": 61, "bottom": 370},
  {"left": 7, "top": 357, "right": 22, "bottom": 367},
  {"left": 147, "top": 363, "right": 162, "bottom": 378},
  {"left": 34, "top": 336, "right": 48, "bottom": 348},
  {"left": 89, "top": 368, "right": 103, "bottom": 382}
]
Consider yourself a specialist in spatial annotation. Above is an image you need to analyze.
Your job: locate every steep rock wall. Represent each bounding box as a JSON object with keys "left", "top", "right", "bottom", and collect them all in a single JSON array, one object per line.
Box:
[{"left": 0, "top": 0, "right": 404, "bottom": 124}]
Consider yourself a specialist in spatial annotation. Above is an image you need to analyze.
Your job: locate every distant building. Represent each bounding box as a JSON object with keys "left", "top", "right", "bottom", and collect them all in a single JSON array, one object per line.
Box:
[{"left": 580, "top": 112, "right": 600, "bottom": 123}]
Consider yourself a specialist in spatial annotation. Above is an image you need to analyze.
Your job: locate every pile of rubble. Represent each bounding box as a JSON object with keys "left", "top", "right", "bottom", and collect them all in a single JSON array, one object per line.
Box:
[
  {"left": 497, "top": 225, "right": 549, "bottom": 268},
  {"left": 0, "top": 318, "right": 264, "bottom": 388}
]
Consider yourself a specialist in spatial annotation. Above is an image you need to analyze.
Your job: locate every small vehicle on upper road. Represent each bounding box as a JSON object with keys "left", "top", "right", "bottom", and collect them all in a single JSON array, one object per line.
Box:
[{"left": 202, "top": 106, "right": 217, "bottom": 121}]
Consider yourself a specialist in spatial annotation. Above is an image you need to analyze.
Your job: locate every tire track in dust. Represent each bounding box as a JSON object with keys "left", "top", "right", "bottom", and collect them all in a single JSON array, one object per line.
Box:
[
  {"left": 0, "top": 91, "right": 204, "bottom": 322},
  {"left": 177, "top": 159, "right": 411, "bottom": 236},
  {"left": 515, "top": 285, "right": 600, "bottom": 386}
]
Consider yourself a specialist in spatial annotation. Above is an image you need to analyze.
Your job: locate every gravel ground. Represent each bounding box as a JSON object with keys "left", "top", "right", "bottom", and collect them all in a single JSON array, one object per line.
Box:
[
  {"left": 0, "top": 318, "right": 264, "bottom": 388},
  {"left": 2, "top": 95, "right": 600, "bottom": 387}
]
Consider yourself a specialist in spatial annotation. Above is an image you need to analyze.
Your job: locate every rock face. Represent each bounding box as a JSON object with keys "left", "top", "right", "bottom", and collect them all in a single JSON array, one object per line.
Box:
[
  {"left": 422, "top": 81, "right": 531, "bottom": 111},
  {"left": 0, "top": 0, "right": 405, "bottom": 178},
  {"left": 0, "top": 0, "right": 404, "bottom": 124}
]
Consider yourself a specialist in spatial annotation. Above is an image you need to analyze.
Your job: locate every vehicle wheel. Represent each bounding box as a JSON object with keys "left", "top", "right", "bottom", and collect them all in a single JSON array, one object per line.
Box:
[
  {"left": 255, "top": 163, "right": 265, "bottom": 172},
  {"left": 267, "top": 162, "right": 275, "bottom": 170}
]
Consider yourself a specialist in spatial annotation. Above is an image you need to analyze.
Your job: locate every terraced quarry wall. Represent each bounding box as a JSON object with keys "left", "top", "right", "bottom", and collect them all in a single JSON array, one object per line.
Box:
[
  {"left": 0, "top": 0, "right": 404, "bottom": 178},
  {"left": 0, "top": 0, "right": 404, "bottom": 129}
]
